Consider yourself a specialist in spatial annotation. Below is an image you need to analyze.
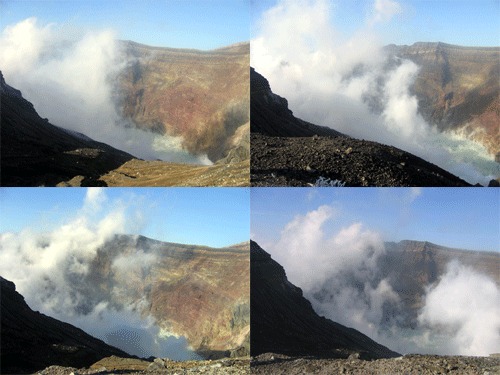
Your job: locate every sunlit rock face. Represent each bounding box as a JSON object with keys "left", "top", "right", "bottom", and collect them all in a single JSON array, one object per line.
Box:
[
  {"left": 385, "top": 42, "right": 500, "bottom": 161},
  {"left": 77, "top": 235, "right": 250, "bottom": 358},
  {"left": 116, "top": 41, "right": 250, "bottom": 164}
]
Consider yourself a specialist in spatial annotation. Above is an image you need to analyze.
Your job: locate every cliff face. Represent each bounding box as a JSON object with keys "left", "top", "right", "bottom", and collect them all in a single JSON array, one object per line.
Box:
[
  {"left": 117, "top": 41, "right": 250, "bottom": 163},
  {"left": 385, "top": 42, "right": 500, "bottom": 160},
  {"left": 1, "top": 276, "right": 131, "bottom": 374},
  {"left": 312, "top": 240, "right": 500, "bottom": 331},
  {"left": 47, "top": 235, "right": 250, "bottom": 357},
  {"left": 250, "top": 240, "right": 400, "bottom": 359},
  {"left": 380, "top": 240, "right": 500, "bottom": 328},
  {"left": 250, "top": 67, "right": 344, "bottom": 137}
]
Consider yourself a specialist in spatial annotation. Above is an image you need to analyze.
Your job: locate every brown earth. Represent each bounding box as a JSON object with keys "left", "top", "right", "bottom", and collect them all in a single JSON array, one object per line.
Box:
[
  {"left": 385, "top": 42, "right": 500, "bottom": 160},
  {"left": 66, "top": 235, "right": 250, "bottom": 357},
  {"left": 117, "top": 41, "right": 250, "bottom": 163},
  {"left": 251, "top": 352, "right": 500, "bottom": 375}
]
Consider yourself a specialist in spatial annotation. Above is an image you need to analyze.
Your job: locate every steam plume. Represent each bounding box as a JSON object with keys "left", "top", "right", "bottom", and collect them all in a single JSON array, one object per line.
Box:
[
  {"left": 252, "top": 0, "right": 498, "bottom": 184},
  {"left": 0, "top": 188, "right": 201, "bottom": 359},
  {"left": 0, "top": 17, "right": 212, "bottom": 164},
  {"left": 267, "top": 204, "right": 500, "bottom": 356}
]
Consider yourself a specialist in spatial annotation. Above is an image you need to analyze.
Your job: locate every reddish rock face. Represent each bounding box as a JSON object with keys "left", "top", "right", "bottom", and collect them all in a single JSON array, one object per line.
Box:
[
  {"left": 386, "top": 42, "right": 500, "bottom": 159},
  {"left": 117, "top": 41, "right": 250, "bottom": 163},
  {"left": 84, "top": 235, "right": 250, "bottom": 357}
]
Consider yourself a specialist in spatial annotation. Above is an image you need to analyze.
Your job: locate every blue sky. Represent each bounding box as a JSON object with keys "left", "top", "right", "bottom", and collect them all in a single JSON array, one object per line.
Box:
[
  {"left": 0, "top": 188, "right": 250, "bottom": 248},
  {"left": 0, "top": 0, "right": 249, "bottom": 49},
  {"left": 251, "top": 188, "right": 500, "bottom": 253},
  {"left": 251, "top": 0, "right": 500, "bottom": 47}
]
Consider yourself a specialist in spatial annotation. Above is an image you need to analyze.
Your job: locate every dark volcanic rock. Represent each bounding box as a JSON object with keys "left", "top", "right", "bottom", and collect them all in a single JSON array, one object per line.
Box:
[
  {"left": 251, "top": 133, "right": 472, "bottom": 187},
  {"left": 250, "top": 241, "right": 399, "bottom": 360},
  {"left": 0, "top": 71, "right": 135, "bottom": 186},
  {"left": 249, "top": 68, "right": 473, "bottom": 187},
  {"left": 250, "top": 68, "right": 343, "bottom": 137},
  {"left": 0, "top": 276, "right": 132, "bottom": 374}
]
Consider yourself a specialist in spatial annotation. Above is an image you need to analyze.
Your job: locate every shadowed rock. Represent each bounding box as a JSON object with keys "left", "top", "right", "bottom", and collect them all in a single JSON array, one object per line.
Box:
[
  {"left": 250, "top": 241, "right": 400, "bottom": 359},
  {"left": 0, "top": 276, "right": 132, "bottom": 374}
]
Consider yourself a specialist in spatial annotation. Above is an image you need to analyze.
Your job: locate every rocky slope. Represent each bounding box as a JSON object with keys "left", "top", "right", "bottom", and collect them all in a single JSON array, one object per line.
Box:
[
  {"left": 0, "top": 276, "right": 132, "bottom": 374},
  {"left": 117, "top": 41, "right": 250, "bottom": 163},
  {"left": 26, "top": 235, "right": 250, "bottom": 359},
  {"left": 33, "top": 356, "right": 250, "bottom": 375},
  {"left": 250, "top": 68, "right": 474, "bottom": 187},
  {"left": 250, "top": 240, "right": 399, "bottom": 360},
  {"left": 1, "top": 72, "right": 249, "bottom": 186},
  {"left": 251, "top": 352, "right": 500, "bottom": 375},
  {"left": 385, "top": 42, "right": 500, "bottom": 161}
]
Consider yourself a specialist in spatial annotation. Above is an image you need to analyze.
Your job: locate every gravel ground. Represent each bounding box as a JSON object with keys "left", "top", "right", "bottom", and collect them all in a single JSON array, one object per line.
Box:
[
  {"left": 251, "top": 134, "right": 473, "bottom": 187},
  {"left": 31, "top": 357, "right": 250, "bottom": 375},
  {"left": 251, "top": 352, "right": 500, "bottom": 375}
]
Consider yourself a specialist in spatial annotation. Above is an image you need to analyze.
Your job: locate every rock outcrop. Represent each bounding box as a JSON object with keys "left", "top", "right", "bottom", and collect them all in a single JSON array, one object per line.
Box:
[
  {"left": 250, "top": 240, "right": 400, "bottom": 359},
  {"left": 117, "top": 41, "right": 250, "bottom": 163},
  {"left": 385, "top": 42, "right": 500, "bottom": 160},
  {"left": 0, "top": 276, "right": 132, "bottom": 374}
]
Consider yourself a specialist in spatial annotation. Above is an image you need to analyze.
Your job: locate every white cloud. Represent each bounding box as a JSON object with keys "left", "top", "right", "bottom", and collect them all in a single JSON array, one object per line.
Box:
[{"left": 370, "top": 0, "right": 403, "bottom": 25}]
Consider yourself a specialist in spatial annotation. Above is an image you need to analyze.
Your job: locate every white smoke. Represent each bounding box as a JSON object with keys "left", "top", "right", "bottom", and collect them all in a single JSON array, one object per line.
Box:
[
  {"left": 267, "top": 204, "right": 500, "bottom": 356},
  {"left": 251, "top": 0, "right": 498, "bottom": 185},
  {"left": 418, "top": 260, "right": 500, "bottom": 356},
  {"left": 0, "top": 17, "right": 212, "bottom": 165},
  {"left": 0, "top": 188, "right": 201, "bottom": 359}
]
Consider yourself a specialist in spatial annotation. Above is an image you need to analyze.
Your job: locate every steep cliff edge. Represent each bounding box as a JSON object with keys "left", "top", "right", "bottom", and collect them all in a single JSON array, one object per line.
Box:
[
  {"left": 250, "top": 240, "right": 399, "bottom": 359},
  {"left": 116, "top": 41, "right": 250, "bottom": 163},
  {"left": 385, "top": 42, "right": 500, "bottom": 161},
  {"left": 1, "top": 276, "right": 132, "bottom": 374}
]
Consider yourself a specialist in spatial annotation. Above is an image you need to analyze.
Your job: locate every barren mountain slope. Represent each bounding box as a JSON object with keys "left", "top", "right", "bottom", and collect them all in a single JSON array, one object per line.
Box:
[
  {"left": 386, "top": 42, "right": 500, "bottom": 160},
  {"left": 117, "top": 41, "right": 250, "bottom": 163}
]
